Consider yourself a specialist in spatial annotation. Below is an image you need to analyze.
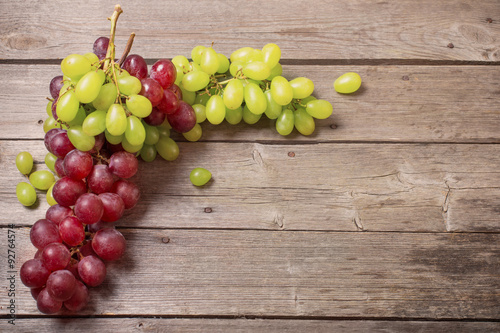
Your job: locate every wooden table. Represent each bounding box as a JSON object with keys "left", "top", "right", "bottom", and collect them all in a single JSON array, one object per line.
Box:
[{"left": 1, "top": 0, "right": 499, "bottom": 331}]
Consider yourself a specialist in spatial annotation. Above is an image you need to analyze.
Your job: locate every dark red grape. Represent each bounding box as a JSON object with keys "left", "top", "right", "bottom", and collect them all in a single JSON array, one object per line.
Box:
[
  {"left": 49, "top": 131, "right": 75, "bottom": 159},
  {"left": 143, "top": 107, "right": 166, "bottom": 126},
  {"left": 168, "top": 83, "right": 183, "bottom": 100},
  {"left": 74, "top": 193, "right": 104, "bottom": 225},
  {"left": 78, "top": 241, "right": 97, "bottom": 257},
  {"left": 87, "top": 220, "right": 115, "bottom": 233},
  {"left": 150, "top": 59, "right": 176, "bottom": 89},
  {"left": 46, "top": 204, "right": 74, "bottom": 226},
  {"left": 52, "top": 177, "right": 87, "bottom": 207},
  {"left": 41, "top": 243, "right": 71, "bottom": 271},
  {"left": 59, "top": 216, "right": 85, "bottom": 247},
  {"left": 37, "top": 288, "right": 62, "bottom": 314},
  {"left": 49, "top": 76, "right": 65, "bottom": 99},
  {"left": 63, "top": 149, "right": 93, "bottom": 180},
  {"left": 90, "top": 132, "right": 105, "bottom": 154},
  {"left": 65, "top": 259, "right": 81, "bottom": 281},
  {"left": 109, "top": 151, "right": 138, "bottom": 179},
  {"left": 99, "top": 192, "right": 125, "bottom": 222},
  {"left": 30, "top": 219, "right": 62, "bottom": 250},
  {"left": 54, "top": 158, "right": 66, "bottom": 177},
  {"left": 78, "top": 255, "right": 106, "bottom": 287},
  {"left": 111, "top": 179, "right": 140, "bottom": 209},
  {"left": 46, "top": 270, "right": 76, "bottom": 302},
  {"left": 121, "top": 54, "right": 148, "bottom": 80},
  {"left": 44, "top": 128, "right": 63, "bottom": 152},
  {"left": 31, "top": 286, "right": 44, "bottom": 300},
  {"left": 106, "top": 141, "right": 125, "bottom": 154},
  {"left": 20, "top": 259, "right": 51, "bottom": 288},
  {"left": 167, "top": 101, "right": 196, "bottom": 133},
  {"left": 93, "top": 36, "right": 109, "bottom": 61},
  {"left": 64, "top": 280, "right": 89, "bottom": 312},
  {"left": 51, "top": 96, "right": 59, "bottom": 120},
  {"left": 157, "top": 88, "right": 179, "bottom": 114},
  {"left": 92, "top": 228, "right": 126, "bottom": 261},
  {"left": 140, "top": 77, "right": 164, "bottom": 107},
  {"left": 87, "top": 164, "right": 115, "bottom": 194}
]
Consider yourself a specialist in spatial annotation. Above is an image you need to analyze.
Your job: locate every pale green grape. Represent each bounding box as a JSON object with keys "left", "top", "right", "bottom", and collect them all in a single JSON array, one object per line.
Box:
[
  {"left": 294, "top": 107, "right": 315, "bottom": 135},
  {"left": 126, "top": 95, "right": 152, "bottom": 118},
  {"left": 192, "top": 104, "right": 207, "bottom": 123},
  {"left": 29, "top": 170, "right": 55, "bottom": 190},
  {"left": 242, "top": 105, "right": 262, "bottom": 124},
  {"left": 105, "top": 129, "right": 123, "bottom": 145},
  {"left": 193, "top": 93, "right": 210, "bottom": 106},
  {"left": 140, "top": 144, "right": 157, "bottom": 162},
  {"left": 46, "top": 101, "right": 53, "bottom": 117},
  {"left": 143, "top": 122, "right": 160, "bottom": 145},
  {"left": 301, "top": 95, "right": 317, "bottom": 105},
  {"left": 243, "top": 61, "right": 271, "bottom": 81},
  {"left": 45, "top": 153, "right": 57, "bottom": 173},
  {"left": 223, "top": 79, "right": 244, "bottom": 110},
  {"left": 16, "top": 151, "right": 33, "bottom": 175},
  {"left": 276, "top": 108, "right": 294, "bottom": 135},
  {"left": 16, "top": 182, "right": 37, "bottom": 206},
  {"left": 82, "top": 110, "right": 107, "bottom": 136},
  {"left": 225, "top": 106, "right": 243, "bottom": 125},
  {"left": 106, "top": 104, "right": 127, "bottom": 136},
  {"left": 180, "top": 86, "right": 196, "bottom": 105},
  {"left": 83, "top": 52, "right": 99, "bottom": 68},
  {"left": 264, "top": 90, "right": 282, "bottom": 119},
  {"left": 289, "top": 77, "right": 314, "bottom": 99},
  {"left": 190, "top": 167, "right": 212, "bottom": 186},
  {"left": 230, "top": 47, "right": 254, "bottom": 63},
  {"left": 182, "top": 123, "right": 202, "bottom": 142},
  {"left": 46, "top": 182, "right": 57, "bottom": 206},
  {"left": 43, "top": 116, "right": 67, "bottom": 133},
  {"left": 200, "top": 47, "right": 219, "bottom": 75},
  {"left": 206, "top": 95, "right": 226, "bottom": 125},
  {"left": 68, "top": 125, "right": 95, "bottom": 151},
  {"left": 267, "top": 63, "right": 283, "bottom": 80},
  {"left": 68, "top": 106, "right": 86, "bottom": 126},
  {"left": 216, "top": 53, "right": 230, "bottom": 73},
  {"left": 121, "top": 135, "right": 143, "bottom": 153},
  {"left": 172, "top": 55, "right": 190, "bottom": 71},
  {"left": 244, "top": 82, "right": 267, "bottom": 115},
  {"left": 125, "top": 116, "right": 146, "bottom": 147},
  {"left": 229, "top": 60, "right": 244, "bottom": 77},
  {"left": 247, "top": 49, "right": 264, "bottom": 63},
  {"left": 334, "top": 72, "right": 362, "bottom": 94},
  {"left": 58, "top": 81, "right": 72, "bottom": 97},
  {"left": 262, "top": 43, "right": 281, "bottom": 69},
  {"left": 92, "top": 82, "right": 118, "bottom": 111},
  {"left": 182, "top": 71, "right": 210, "bottom": 92},
  {"left": 191, "top": 45, "right": 207, "bottom": 64},
  {"left": 61, "top": 54, "right": 91, "bottom": 80},
  {"left": 189, "top": 62, "right": 202, "bottom": 72},
  {"left": 305, "top": 99, "right": 333, "bottom": 119},
  {"left": 56, "top": 90, "right": 80, "bottom": 122},
  {"left": 155, "top": 136, "right": 179, "bottom": 161},
  {"left": 117, "top": 75, "right": 142, "bottom": 96},
  {"left": 75, "top": 70, "right": 105, "bottom": 103},
  {"left": 174, "top": 66, "right": 184, "bottom": 85},
  {"left": 271, "top": 76, "right": 293, "bottom": 105}
]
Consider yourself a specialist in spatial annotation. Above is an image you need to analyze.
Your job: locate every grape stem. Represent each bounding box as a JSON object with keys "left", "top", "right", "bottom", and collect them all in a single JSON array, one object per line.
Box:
[
  {"left": 102, "top": 5, "right": 123, "bottom": 72},
  {"left": 118, "top": 33, "right": 136, "bottom": 67}
]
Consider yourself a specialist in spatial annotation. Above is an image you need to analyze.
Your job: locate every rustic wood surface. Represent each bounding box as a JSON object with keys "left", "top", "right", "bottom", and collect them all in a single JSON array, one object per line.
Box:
[{"left": 0, "top": 0, "right": 499, "bottom": 331}]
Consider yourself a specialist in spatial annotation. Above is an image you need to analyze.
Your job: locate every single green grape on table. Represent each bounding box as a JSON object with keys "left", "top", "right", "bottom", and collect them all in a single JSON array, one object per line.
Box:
[
  {"left": 334, "top": 72, "right": 362, "bottom": 94},
  {"left": 16, "top": 182, "right": 37, "bottom": 206},
  {"left": 190, "top": 168, "right": 212, "bottom": 186},
  {"left": 16, "top": 151, "right": 33, "bottom": 175}
]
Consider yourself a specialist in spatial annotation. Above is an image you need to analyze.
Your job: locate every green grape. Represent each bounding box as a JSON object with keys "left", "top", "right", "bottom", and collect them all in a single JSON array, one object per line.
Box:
[
  {"left": 56, "top": 90, "right": 80, "bottom": 122},
  {"left": 294, "top": 107, "right": 315, "bottom": 136},
  {"left": 16, "top": 151, "right": 33, "bottom": 175},
  {"left": 229, "top": 60, "right": 244, "bottom": 77},
  {"left": 225, "top": 106, "right": 243, "bottom": 125},
  {"left": 289, "top": 77, "right": 314, "bottom": 99},
  {"left": 117, "top": 75, "right": 142, "bottom": 96},
  {"left": 46, "top": 100, "right": 53, "bottom": 117},
  {"left": 276, "top": 108, "right": 294, "bottom": 136},
  {"left": 125, "top": 116, "right": 146, "bottom": 147},
  {"left": 144, "top": 122, "right": 160, "bottom": 145},
  {"left": 264, "top": 90, "right": 282, "bottom": 119},
  {"left": 106, "top": 104, "right": 127, "bottom": 136},
  {"left": 46, "top": 182, "right": 57, "bottom": 206},
  {"left": 182, "top": 71, "right": 210, "bottom": 92},
  {"left": 60, "top": 54, "right": 91, "bottom": 80},
  {"left": 200, "top": 47, "right": 219, "bottom": 75},
  {"left": 230, "top": 47, "right": 254, "bottom": 63},
  {"left": 243, "top": 61, "right": 271, "bottom": 81},
  {"left": 262, "top": 43, "right": 281, "bottom": 69},
  {"left": 174, "top": 66, "right": 184, "bottom": 85},
  {"left": 140, "top": 144, "right": 157, "bottom": 162},
  {"left": 29, "top": 170, "right": 55, "bottom": 190},
  {"left": 205, "top": 95, "right": 226, "bottom": 125},
  {"left": 193, "top": 93, "right": 210, "bottom": 106},
  {"left": 172, "top": 55, "right": 190, "bottom": 71},
  {"left": 301, "top": 95, "right": 317, "bottom": 105},
  {"left": 189, "top": 62, "right": 202, "bottom": 72},
  {"left": 160, "top": 118, "right": 172, "bottom": 130},
  {"left": 82, "top": 110, "right": 107, "bottom": 136},
  {"left": 105, "top": 129, "right": 123, "bottom": 145},
  {"left": 126, "top": 95, "right": 152, "bottom": 118},
  {"left": 58, "top": 81, "right": 72, "bottom": 97},
  {"left": 68, "top": 125, "right": 95, "bottom": 151},
  {"left": 334, "top": 72, "right": 362, "bottom": 94},
  {"left": 75, "top": 70, "right": 105, "bottom": 103},
  {"left": 43, "top": 116, "right": 67, "bottom": 133},
  {"left": 244, "top": 82, "right": 267, "bottom": 115},
  {"left": 191, "top": 45, "right": 207, "bottom": 64},
  {"left": 16, "top": 182, "right": 37, "bottom": 206},
  {"left": 180, "top": 86, "right": 196, "bottom": 105},
  {"left": 183, "top": 123, "right": 202, "bottom": 142},
  {"left": 247, "top": 49, "right": 264, "bottom": 63},
  {"left": 267, "top": 63, "right": 283, "bottom": 80},
  {"left": 271, "top": 76, "right": 293, "bottom": 106},
  {"left": 305, "top": 99, "right": 333, "bottom": 119},
  {"left": 45, "top": 153, "right": 57, "bottom": 173},
  {"left": 68, "top": 106, "right": 86, "bottom": 127},
  {"left": 192, "top": 104, "right": 207, "bottom": 123},
  {"left": 216, "top": 53, "right": 230, "bottom": 73},
  {"left": 223, "top": 79, "right": 244, "bottom": 110},
  {"left": 242, "top": 105, "right": 262, "bottom": 124},
  {"left": 157, "top": 126, "right": 170, "bottom": 138},
  {"left": 115, "top": 67, "right": 130, "bottom": 79},
  {"left": 190, "top": 167, "right": 212, "bottom": 186},
  {"left": 83, "top": 52, "right": 99, "bottom": 68},
  {"left": 121, "top": 135, "right": 143, "bottom": 153},
  {"left": 155, "top": 136, "right": 179, "bottom": 161}
]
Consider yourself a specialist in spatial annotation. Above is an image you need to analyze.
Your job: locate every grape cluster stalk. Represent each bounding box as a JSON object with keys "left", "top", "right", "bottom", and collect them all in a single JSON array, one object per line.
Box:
[{"left": 17, "top": 4, "right": 333, "bottom": 314}]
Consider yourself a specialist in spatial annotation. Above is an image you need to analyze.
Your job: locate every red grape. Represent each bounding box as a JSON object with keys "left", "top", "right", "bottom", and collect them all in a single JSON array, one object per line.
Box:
[
  {"left": 63, "top": 149, "right": 93, "bottom": 180},
  {"left": 87, "top": 220, "right": 115, "bottom": 233},
  {"left": 111, "top": 179, "right": 140, "bottom": 209},
  {"left": 92, "top": 228, "right": 126, "bottom": 261},
  {"left": 150, "top": 59, "right": 176, "bottom": 89},
  {"left": 143, "top": 106, "right": 166, "bottom": 126},
  {"left": 64, "top": 280, "right": 89, "bottom": 312},
  {"left": 49, "top": 131, "right": 75, "bottom": 158},
  {"left": 93, "top": 36, "right": 109, "bottom": 61},
  {"left": 20, "top": 259, "right": 51, "bottom": 288},
  {"left": 46, "top": 204, "right": 74, "bottom": 226},
  {"left": 46, "top": 270, "right": 76, "bottom": 302},
  {"left": 41, "top": 242, "right": 71, "bottom": 271},
  {"left": 121, "top": 54, "right": 148, "bottom": 80},
  {"left": 30, "top": 219, "right": 61, "bottom": 250},
  {"left": 52, "top": 177, "right": 87, "bottom": 207},
  {"left": 168, "top": 83, "right": 183, "bottom": 100},
  {"left": 99, "top": 192, "right": 125, "bottom": 222},
  {"left": 78, "top": 241, "right": 97, "bottom": 257},
  {"left": 59, "top": 216, "right": 85, "bottom": 247},
  {"left": 140, "top": 77, "right": 164, "bottom": 107},
  {"left": 44, "top": 128, "right": 63, "bottom": 152},
  {"left": 109, "top": 151, "right": 138, "bottom": 179},
  {"left": 157, "top": 88, "right": 179, "bottom": 114},
  {"left": 78, "top": 255, "right": 106, "bottom": 287},
  {"left": 31, "top": 286, "right": 44, "bottom": 300},
  {"left": 49, "top": 75, "right": 64, "bottom": 99},
  {"left": 54, "top": 158, "right": 66, "bottom": 177},
  {"left": 87, "top": 164, "right": 115, "bottom": 194},
  {"left": 167, "top": 101, "right": 196, "bottom": 133},
  {"left": 37, "top": 288, "right": 62, "bottom": 314},
  {"left": 74, "top": 193, "right": 104, "bottom": 225}
]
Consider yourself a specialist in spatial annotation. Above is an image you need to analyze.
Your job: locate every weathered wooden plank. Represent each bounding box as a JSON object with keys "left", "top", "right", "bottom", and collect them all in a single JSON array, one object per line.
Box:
[
  {"left": 1, "top": 140, "right": 499, "bottom": 232},
  {"left": 1, "top": 228, "right": 498, "bottom": 318},
  {"left": 1, "top": 0, "right": 499, "bottom": 61},
  {"left": 1, "top": 64, "right": 500, "bottom": 142},
  {"left": 1, "top": 318, "right": 499, "bottom": 333}
]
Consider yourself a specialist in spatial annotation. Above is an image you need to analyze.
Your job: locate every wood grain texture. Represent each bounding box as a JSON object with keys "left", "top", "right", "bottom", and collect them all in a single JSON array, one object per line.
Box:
[
  {"left": 1, "top": 64, "right": 500, "bottom": 143},
  {"left": 1, "top": 0, "right": 499, "bottom": 61},
  {"left": 1, "top": 141, "right": 499, "bottom": 232},
  {"left": 1, "top": 228, "right": 499, "bottom": 318},
  {"left": 1, "top": 318, "right": 499, "bottom": 333}
]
